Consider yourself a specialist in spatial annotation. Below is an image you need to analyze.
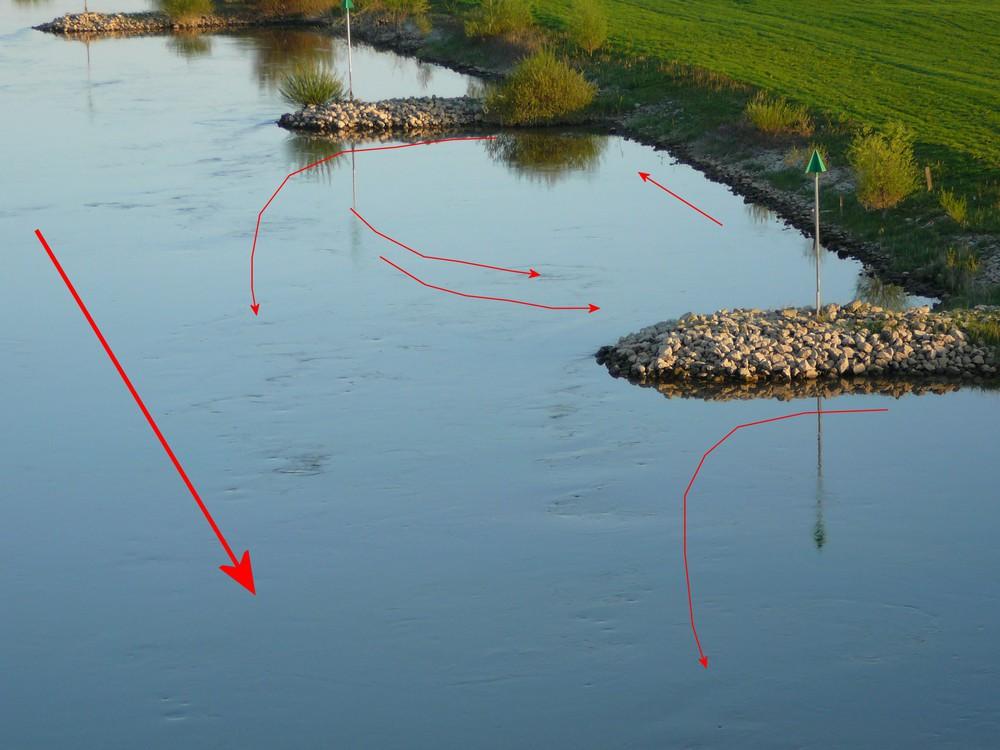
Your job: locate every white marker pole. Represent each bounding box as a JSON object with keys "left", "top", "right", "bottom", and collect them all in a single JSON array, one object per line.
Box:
[
  {"left": 345, "top": 2, "right": 354, "bottom": 101},
  {"left": 814, "top": 171, "right": 821, "bottom": 317}
]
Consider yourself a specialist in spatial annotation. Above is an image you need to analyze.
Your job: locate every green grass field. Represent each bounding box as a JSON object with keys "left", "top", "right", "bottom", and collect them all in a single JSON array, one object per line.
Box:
[{"left": 521, "top": 0, "right": 999, "bottom": 167}]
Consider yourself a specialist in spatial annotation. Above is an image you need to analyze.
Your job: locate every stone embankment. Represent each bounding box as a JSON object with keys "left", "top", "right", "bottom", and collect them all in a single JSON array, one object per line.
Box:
[
  {"left": 34, "top": 11, "right": 315, "bottom": 35},
  {"left": 278, "top": 96, "right": 485, "bottom": 135},
  {"left": 597, "top": 302, "right": 999, "bottom": 385}
]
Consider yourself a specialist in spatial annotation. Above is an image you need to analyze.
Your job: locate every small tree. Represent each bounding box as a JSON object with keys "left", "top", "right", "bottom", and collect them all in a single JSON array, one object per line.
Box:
[
  {"left": 847, "top": 122, "right": 920, "bottom": 210},
  {"left": 567, "top": 0, "right": 607, "bottom": 55},
  {"left": 464, "top": 0, "right": 533, "bottom": 39}
]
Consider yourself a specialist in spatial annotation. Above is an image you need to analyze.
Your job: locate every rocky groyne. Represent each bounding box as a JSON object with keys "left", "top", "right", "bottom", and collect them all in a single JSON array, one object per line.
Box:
[
  {"left": 597, "top": 303, "right": 1000, "bottom": 385},
  {"left": 278, "top": 96, "right": 485, "bottom": 135},
  {"left": 34, "top": 11, "right": 318, "bottom": 35}
]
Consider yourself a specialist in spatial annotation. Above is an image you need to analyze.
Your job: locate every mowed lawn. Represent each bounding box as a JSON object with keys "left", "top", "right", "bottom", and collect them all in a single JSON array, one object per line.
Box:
[{"left": 528, "top": 0, "right": 999, "bottom": 166}]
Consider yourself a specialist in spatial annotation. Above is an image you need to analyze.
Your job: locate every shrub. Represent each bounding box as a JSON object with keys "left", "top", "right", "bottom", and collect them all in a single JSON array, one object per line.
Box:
[
  {"left": 485, "top": 50, "right": 596, "bottom": 125},
  {"left": 158, "top": 0, "right": 214, "bottom": 21},
  {"left": 847, "top": 122, "right": 920, "bottom": 210},
  {"left": 254, "top": 0, "right": 336, "bottom": 17},
  {"left": 567, "top": 0, "right": 607, "bottom": 54},
  {"left": 279, "top": 64, "right": 345, "bottom": 107},
  {"left": 783, "top": 143, "right": 830, "bottom": 169},
  {"left": 744, "top": 92, "right": 813, "bottom": 136},
  {"left": 464, "top": 0, "right": 533, "bottom": 39},
  {"left": 938, "top": 188, "right": 968, "bottom": 226}
]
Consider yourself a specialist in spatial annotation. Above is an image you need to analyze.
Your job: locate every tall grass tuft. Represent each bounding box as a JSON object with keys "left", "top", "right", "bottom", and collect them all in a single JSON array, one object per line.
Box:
[
  {"left": 363, "top": 0, "right": 430, "bottom": 22},
  {"left": 279, "top": 64, "right": 345, "bottom": 107},
  {"left": 485, "top": 50, "right": 596, "bottom": 125},
  {"left": 464, "top": 0, "right": 534, "bottom": 39},
  {"left": 254, "top": 0, "right": 336, "bottom": 17},
  {"left": 847, "top": 122, "right": 920, "bottom": 210},
  {"left": 158, "top": 0, "right": 214, "bottom": 21},
  {"left": 784, "top": 143, "right": 829, "bottom": 169},
  {"left": 566, "top": 0, "right": 607, "bottom": 54},
  {"left": 744, "top": 92, "right": 813, "bottom": 136},
  {"left": 938, "top": 188, "right": 968, "bottom": 226}
]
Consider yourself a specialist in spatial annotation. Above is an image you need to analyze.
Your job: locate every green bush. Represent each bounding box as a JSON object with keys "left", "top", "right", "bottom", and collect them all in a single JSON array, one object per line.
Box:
[
  {"left": 158, "top": 0, "right": 214, "bottom": 21},
  {"left": 744, "top": 92, "right": 813, "bottom": 136},
  {"left": 464, "top": 0, "right": 534, "bottom": 39},
  {"left": 938, "top": 188, "right": 968, "bottom": 226},
  {"left": 254, "top": 0, "right": 336, "bottom": 17},
  {"left": 567, "top": 0, "right": 607, "bottom": 54},
  {"left": 485, "top": 50, "right": 596, "bottom": 125},
  {"left": 847, "top": 122, "right": 920, "bottom": 210},
  {"left": 279, "top": 64, "right": 345, "bottom": 107}
]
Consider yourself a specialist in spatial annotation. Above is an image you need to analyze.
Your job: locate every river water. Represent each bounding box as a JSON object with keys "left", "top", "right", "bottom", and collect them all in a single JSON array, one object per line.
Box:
[{"left": 2, "top": 2, "right": 999, "bottom": 748}]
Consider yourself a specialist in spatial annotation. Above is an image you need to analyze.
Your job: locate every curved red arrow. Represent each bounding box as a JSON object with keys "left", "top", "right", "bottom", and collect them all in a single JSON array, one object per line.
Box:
[
  {"left": 683, "top": 407, "right": 888, "bottom": 668},
  {"left": 35, "top": 229, "right": 256, "bottom": 595},
  {"left": 379, "top": 256, "right": 598, "bottom": 312},
  {"left": 638, "top": 171, "right": 723, "bottom": 226},
  {"left": 249, "top": 136, "right": 495, "bottom": 316},
  {"left": 351, "top": 208, "right": 539, "bottom": 278}
]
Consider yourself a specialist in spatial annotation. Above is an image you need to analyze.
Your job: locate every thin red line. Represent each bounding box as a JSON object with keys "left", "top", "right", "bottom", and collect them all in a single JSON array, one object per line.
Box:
[
  {"left": 250, "top": 136, "right": 495, "bottom": 311},
  {"left": 34, "top": 229, "right": 239, "bottom": 565},
  {"left": 648, "top": 176, "right": 723, "bottom": 226},
  {"left": 683, "top": 408, "right": 888, "bottom": 666},
  {"left": 351, "top": 208, "right": 534, "bottom": 276},
  {"left": 379, "top": 256, "right": 595, "bottom": 312}
]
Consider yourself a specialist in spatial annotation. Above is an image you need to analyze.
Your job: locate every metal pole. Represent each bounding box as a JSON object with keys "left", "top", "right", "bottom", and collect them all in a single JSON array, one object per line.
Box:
[
  {"left": 345, "top": 7, "right": 354, "bottom": 101},
  {"left": 814, "top": 172, "right": 821, "bottom": 317}
]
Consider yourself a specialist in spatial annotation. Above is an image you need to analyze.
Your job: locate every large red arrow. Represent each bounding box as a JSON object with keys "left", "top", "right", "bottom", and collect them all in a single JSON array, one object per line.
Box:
[
  {"left": 34, "top": 229, "right": 256, "bottom": 595},
  {"left": 683, "top": 407, "right": 888, "bottom": 668},
  {"left": 638, "top": 171, "right": 723, "bottom": 226},
  {"left": 379, "top": 255, "right": 598, "bottom": 312},
  {"left": 351, "top": 208, "right": 539, "bottom": 278},
  {"left": 249, "top": 136, "right": 495, "bottom": 316}
]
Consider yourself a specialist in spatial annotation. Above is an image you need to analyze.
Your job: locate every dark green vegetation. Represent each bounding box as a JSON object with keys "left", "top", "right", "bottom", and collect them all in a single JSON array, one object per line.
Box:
[
  {"left": 279, "top": 63, "right": 345, "bottom": 106},
  {"left": 417, "top": 0, "right": 999, "bottom": 307},
  {"left": 485, "top": 50, "right": 596, "bottom": 125}
]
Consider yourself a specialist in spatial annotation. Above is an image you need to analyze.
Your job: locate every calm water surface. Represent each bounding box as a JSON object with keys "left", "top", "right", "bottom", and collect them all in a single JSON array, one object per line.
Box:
[{"left": 2, "top": 2, "right": 998, "bottom": 748}]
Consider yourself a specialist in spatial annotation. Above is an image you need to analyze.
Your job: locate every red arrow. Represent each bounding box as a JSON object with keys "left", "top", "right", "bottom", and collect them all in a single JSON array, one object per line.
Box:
[
  {"left": 379, "top": 256, "right": 598, "bottom": 313},
  {"left": 249, "top": 135, "right": 496, "bottom": 316},
  {"left": 34, "top": 229, "right": 256, "bottom": 595},
  {"left": 638, "top": 171, "right": 723, "bottom": 226},
  {"left": 351, "top": 208, "right": 539, "bottom": 278},
  {"left": 683, "top": 408, "right": 888, "bottom": 667}
]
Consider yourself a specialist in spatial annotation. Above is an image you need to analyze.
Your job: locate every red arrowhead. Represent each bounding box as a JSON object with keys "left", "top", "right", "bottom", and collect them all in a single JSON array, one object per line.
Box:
[
  {"left": 528, "top": 268, "right": 540, "bottom": 278},
  {"left": 220, "top": 550, "right": 256, "bottom": 595},
  {"left": 250, "top": 304, "right": 260, "bottom": 315},
  {"left": 638, "top": 171, "right": 651, "bottom": 182},
  {"left": 588, "top": 304, "right": 600, "bottom": 313},
  {"left": 699, "top": 656, "right": 709, "bottom": 669}
]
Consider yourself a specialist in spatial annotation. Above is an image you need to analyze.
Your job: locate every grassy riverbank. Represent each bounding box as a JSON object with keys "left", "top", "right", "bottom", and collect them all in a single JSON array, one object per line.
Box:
[{"left": 415, "top": 0, "right": 1000, "bottom": 307}]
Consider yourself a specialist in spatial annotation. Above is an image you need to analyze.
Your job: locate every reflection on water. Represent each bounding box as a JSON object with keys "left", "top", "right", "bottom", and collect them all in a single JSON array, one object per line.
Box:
[
  {"left": 484, "top": 132, "right": 607, "bottom": 185},
  {"left": 283, "top": 133, "right": 348, "bottom": 183},
  {"left": 633, "top": 375, "right": 998, "bottom": 402},
  {"left": 856, "top": 273, "right": 908, "bottom": 311},
  {"left": 745, "top": 202, "right": 776, "bottom": 224},
  {"left": 233, "top": 29, "right": 338, "bottom": 91},
  {"left": 167, "top": 31, "right": 213, "bottom": 59},
  {"left": 814, "top": 397, "right": 826, "bottom": 549}
]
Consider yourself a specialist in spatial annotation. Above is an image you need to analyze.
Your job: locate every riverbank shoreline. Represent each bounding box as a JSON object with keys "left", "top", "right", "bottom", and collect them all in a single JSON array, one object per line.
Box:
[
  {"left": 33, "top": 10, "right": 322, "bottom": 35},
  {"left": 596, "top": 303, "right": 1000, "bottom": 387},
  {"left": 34, "top": 8, "right": 997, "bottom": 306}
]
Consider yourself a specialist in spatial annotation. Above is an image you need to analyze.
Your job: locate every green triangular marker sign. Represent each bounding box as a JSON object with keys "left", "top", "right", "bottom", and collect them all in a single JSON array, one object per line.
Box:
[
  {"left": 343, "top": 0, "right": 353, "bottom": 8},
  {"left": 805, "top": 149, "right": 827, "bottom": 174}
]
